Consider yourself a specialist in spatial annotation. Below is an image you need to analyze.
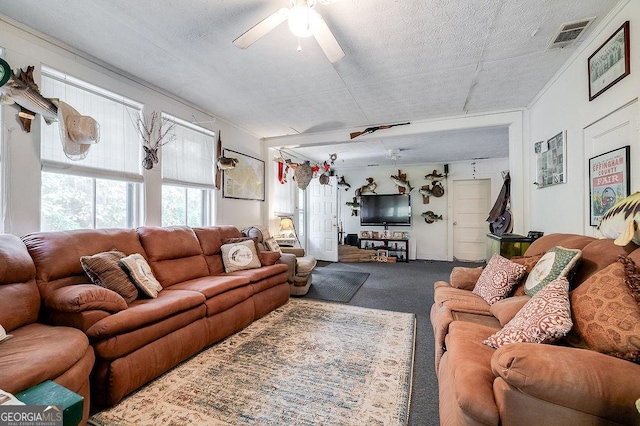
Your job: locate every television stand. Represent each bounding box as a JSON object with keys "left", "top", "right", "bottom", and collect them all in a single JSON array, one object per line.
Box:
[{"left": 358, "top": 237, "right": 409, "bottom": 262}]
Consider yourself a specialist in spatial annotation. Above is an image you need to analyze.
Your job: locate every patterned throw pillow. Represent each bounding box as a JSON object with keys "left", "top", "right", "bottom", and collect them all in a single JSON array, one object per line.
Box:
[
  {"left": 120, "top": 254, "right": 163, "bottom": 298},
  {"left": 221, "top": 240, "right": 262, "bottom": 273},
  {"left": 524, "top": 246, "right": 582, "bottom": 296},
  {"left": 483, "top": 278, "right": 572, "bottom": 349},
  {"left": 510, "top": 254, "right": 544, "bottom": 296},
  {"left": 567, "top": 257, "right": 640, "bottom": 363},
  {"left": 472, "top": 254, "right": 527, "bottom": 305},
  {"left": 80, "top": 250, "right": 139, "bottom": 303},
  {"left": 264, "top": 237, "right": 281, "bottom": 253}
]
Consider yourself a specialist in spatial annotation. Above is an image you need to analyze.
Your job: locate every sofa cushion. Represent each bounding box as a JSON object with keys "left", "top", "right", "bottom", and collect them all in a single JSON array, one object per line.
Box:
[
  {"left": 484, "top": 278, "right": 572, "bottom": 348},
  {"left": 489, "top": 295, "right": 531, "bottom": 326},
  {"left": 137, "top": 226, "right": 209, "bottom": 287},
  {"left": 449, "top": 266, "right": 483, "bottom": 290},
  {"left": 221, "top": 240, "right": 261, "bottom": 272},
  {"left": 567, "top": 257, "right": 640, "bottom": 363},
  {"left": 81, "top": 250, "right": 139, "bottom": 303},
  {"left": 472, "top": 254, "right": 526, "bottom": 305},
  {"left": 167, "top": 275, "right": 251, "bottom": 299},
  {"left": 0, "top": 323, "right": 90, "bottom": 394},
  {"left": 434, "top": 286, "right": 491, "bottom": 314},
  {"left": 524, "top": 246, "right": 581, "bottom": 296},
  {"left": 260, "top": 251, "right": 281, "bottom": 266},
  {"left": 193, "top": 226, "right": 243, "bottom": 275}
]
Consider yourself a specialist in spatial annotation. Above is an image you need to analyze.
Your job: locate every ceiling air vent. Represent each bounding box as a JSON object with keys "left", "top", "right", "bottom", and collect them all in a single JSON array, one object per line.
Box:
[{"left": 547, "top": 17, "right": 595, "bottom": 49}]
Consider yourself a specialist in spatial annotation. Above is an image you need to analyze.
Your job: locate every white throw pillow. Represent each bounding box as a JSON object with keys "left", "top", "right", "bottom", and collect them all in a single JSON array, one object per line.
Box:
[
  {"left": 120, "top": 254, "right": 163, "bottom": 298},
  {"left": 221, "top": 240, "right": 262, "bottom": 272}
]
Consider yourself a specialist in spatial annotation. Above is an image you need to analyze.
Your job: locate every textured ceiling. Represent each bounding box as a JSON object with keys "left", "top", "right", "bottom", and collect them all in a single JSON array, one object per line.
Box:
[{"left": 0, "top": 0, "right": 620, "bottom": 167}]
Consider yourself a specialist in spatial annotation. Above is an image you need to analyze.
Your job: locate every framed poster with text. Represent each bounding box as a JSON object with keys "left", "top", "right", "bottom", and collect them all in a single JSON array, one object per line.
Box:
[{"left": 589, "top": 145, "right": 630, "bottom": 226}]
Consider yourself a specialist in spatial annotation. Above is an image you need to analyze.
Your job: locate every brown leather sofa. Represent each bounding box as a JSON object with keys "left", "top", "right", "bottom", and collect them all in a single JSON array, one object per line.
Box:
[
  {"left": 21, "top": 225, "right": 290, "bottom": 409},
  {"left": 0, "top": 234, "right": 95, "bottom": 423},
  {"left": 431, "top": 233, "right": 640, "bottom": 425}
]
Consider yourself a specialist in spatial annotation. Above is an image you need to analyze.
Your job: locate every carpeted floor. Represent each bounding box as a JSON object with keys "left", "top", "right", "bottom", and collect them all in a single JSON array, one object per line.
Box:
[
  {"left": 305, "top": 269, "right": 370, "bottom": 302},
  {"left": 89, "top": 299, "right": 415, "bottom": 426},
  {"left": 315, "top": 259, "right": 484, "bottom": 426}
]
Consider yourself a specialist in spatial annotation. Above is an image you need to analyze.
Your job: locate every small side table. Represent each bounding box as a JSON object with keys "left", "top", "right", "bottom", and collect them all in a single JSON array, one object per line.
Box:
[
  {"left": 15, "top": 381, "right": 83, "bottom": 426},
  {"left": 486, "top": 233, "right": 533, "bottom": 260}
]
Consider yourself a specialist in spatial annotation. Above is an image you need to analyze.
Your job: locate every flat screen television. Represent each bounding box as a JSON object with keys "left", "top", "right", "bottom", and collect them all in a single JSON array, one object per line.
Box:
[{"left": 360, "top": 194, "right": 411, "bottom": 227}]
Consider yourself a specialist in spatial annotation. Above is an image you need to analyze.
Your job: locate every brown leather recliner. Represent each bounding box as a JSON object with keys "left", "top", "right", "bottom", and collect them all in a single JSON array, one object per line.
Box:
[
  {"left": 0, "top": 234, "right": 95, "bottom": 424},
  {"left": 242, "top": 225, "right": 316, "bottom": 295}
]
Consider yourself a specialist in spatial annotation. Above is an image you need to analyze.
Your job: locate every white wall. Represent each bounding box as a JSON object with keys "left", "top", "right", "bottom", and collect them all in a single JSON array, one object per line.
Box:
[
  {"left": 336, "top": 157, "right": 508, "bottom": 260},
  {"left": 527, "top": 1, "right": 639, "bottom": 235},
  {"left": 0, "top": 19, "right": 264, "bottom": 236}
]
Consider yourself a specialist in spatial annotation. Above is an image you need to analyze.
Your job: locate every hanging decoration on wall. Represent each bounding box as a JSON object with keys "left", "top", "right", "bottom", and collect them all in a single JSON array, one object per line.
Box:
[
  {"left": 318, "top": 173, "right": 330, "bottom": 185},
  {"left": 0, "top": 64, "right": 58, "bottom": 133},
  {"left": 136, "top": 111, "right": 176, "bottom": 170},
  {"left": 294, "top": 161, "right": 314, "bottom": 190},
  {"left": 215, "top": 131, "right": 238, "bottom": 189},
  {"left": 337, "top": 175, "right": 351, "bottom": 191},
  {"left": 57, "top": 100, "right": 100, "bottom": 161},
  {"left": 390, "top": 171, "right": 413, "bottom": 194},
  {"left": 355, "top": 177, "right": 377, "bottom": 197},
  {"left": 349, "top": 121, "right": 410, "bottom": 139},
  {"left": 346, "top": 197, "right": 360, "bottom": 216},
  {"left": 487, "top": 171, "right": 512, "bottom": 235},
  {"left": 420, "top": 169, "right": 445, "bottom": 203},
  {"left": 425, "top": 169, "right": 443, "bottom": 180},
  {"left": 422, "top": 211, "right": 443, "bottom": 223}
]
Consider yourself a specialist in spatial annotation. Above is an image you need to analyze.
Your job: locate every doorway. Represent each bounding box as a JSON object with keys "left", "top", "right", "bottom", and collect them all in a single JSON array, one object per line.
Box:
[
  {"left": 452, "top": 179, "right": 491, "bottom": 262},
  {"left": 306, "top": 176, "right": 338, "bottom": 262}
]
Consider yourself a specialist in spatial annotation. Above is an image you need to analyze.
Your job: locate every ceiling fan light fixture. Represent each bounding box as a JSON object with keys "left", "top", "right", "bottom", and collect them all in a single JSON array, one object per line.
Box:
[{"left": 288, "top": 5, "right": 320, "bottom": 37}]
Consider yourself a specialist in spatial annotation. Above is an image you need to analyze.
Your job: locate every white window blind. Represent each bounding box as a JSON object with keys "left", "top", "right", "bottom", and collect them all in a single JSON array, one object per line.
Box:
[
  {"left": 40, "top": 67, "right": 143, "bottom": 182},
  {"left": 162, "top": 114, "right": 215, "bottom": 188}
]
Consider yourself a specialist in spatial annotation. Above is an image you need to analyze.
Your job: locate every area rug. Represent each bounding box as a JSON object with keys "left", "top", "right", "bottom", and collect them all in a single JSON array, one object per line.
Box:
[
  {"left": 89, "top": 299, "right": 415, "bottom": 426},
  {"left": 305, "top": 269, "right": 370, "bottom": 302}
]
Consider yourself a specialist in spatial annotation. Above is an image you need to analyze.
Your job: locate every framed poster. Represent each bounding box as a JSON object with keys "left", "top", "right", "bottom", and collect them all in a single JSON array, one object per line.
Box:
[
  {"left": 589, "top": 146, "right": 630, "bottom": 226},
  {"left": 223, "top": 149, "right": 265, "bottom": 201},
  {"left": 534, "top": 131, "right": 566, "bottom": 188},
  {"left": 588, "top": 21, "right": 630, "bottom": 101}
]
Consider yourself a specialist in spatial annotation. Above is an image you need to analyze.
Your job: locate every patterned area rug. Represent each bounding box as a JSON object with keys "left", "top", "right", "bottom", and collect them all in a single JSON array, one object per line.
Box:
[
  {"left": 90, "top": 299, "right": 415, "bottom": 426},
  {"left": 306, "top": 269, "right": 370, "bottom": 302}
]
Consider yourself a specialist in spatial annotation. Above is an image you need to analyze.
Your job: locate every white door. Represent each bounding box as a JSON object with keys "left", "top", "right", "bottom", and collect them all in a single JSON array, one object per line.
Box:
[
  {"left": 583, "top": 100, "right": 639, "bottom": 235},
  {"left": 307, "top": 176, "right": 338, "bottom": 262},
  {"left": 452, "top": 179, "right": 491, "bottom": 262}
]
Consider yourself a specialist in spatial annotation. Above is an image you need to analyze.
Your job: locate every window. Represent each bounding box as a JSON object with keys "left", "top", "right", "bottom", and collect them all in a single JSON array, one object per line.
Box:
[
  {"left": 161, "top": 114, "right": 215, "bottom": 227},
  {"left": 161, "top": 185, "right": 208, "bottom": 227},
  {"left": 40, "top": 67, "right": 142, "bottom": 231}
]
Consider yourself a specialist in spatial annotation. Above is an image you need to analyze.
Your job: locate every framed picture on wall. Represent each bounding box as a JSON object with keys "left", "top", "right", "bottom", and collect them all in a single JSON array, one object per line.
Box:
[
  {"left": 534, "top": 131, "right": 567, "bottom": 188},
  {"left": 588, "top": 146, "right": 630, "bottom": 226},
  {"left": 223, "top": 149, "right": 265, "bottom": 201},
  {"left": 588, "top": 21, "right": 630, "bottom": 101}
]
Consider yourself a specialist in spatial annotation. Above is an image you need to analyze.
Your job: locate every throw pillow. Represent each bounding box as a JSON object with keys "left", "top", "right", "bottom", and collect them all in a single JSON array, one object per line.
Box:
[
  {"left": 483, "top": 277, "right": 572, "bottom": 349},
  {"left": 223, "top": 237, "right": 264, "bottom": 263},
  {"left": 510, "top": 254, "right": 544, "bottom": 296},
  {"left": 80, "top": 250, "right": 139, "bottom": 303},
  {"left": 567, "top": 256, "right": 640, "bottom": 363},
  {"left": 472, "top": 254, "right": 527, "bottom": 305},
  {"left": 264, "top": 237, "right": 281, "bottom": 252},
  {"left": 120, "top": 254, "right": 163, "bottom": 298},
  {"left": 0, "top": 324, "right": 12, "bottom": 344},
  {"left": 524, "top": 246, "right": 582, "bottom": 296},
  {"left": 221, "top": 240, "right": 262, "bottom": 272}
]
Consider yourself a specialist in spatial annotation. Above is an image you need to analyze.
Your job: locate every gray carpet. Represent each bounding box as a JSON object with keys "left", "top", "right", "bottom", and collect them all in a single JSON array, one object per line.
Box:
[
  {"left": 305, "top": 269, "right": 370, "bottom": 303},
  {"left": 315, "top": 259, "right": 484, "bottom": 426}
]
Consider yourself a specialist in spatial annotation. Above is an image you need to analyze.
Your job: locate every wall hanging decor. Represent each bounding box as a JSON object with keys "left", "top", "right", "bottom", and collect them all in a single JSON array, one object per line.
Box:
[
  {"left": 390, "top": 171, "right": 413, "bottom": 194},
  {"left": 354, "top": 177, "right": 377, "bottom": 197},
  {"left": 136, "top": 111, "right": 176, "bottom": 170},
  {"left": 588, "top": 145, "right": 630, "bottom": 226},
  {"left": 534, "top": 131, "right": 566, "bottom": 188},
  {"left": 588, "top": 21, "right": 630, "bottom": 101},
  {"left": 223, "top": 149, "right": 265, "bottom": 201}
]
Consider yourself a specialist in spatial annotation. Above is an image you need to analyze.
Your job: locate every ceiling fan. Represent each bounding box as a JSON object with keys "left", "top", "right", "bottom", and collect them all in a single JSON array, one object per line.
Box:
[{"left": 233, "top": 0, "right": 345, "bottom": 63}]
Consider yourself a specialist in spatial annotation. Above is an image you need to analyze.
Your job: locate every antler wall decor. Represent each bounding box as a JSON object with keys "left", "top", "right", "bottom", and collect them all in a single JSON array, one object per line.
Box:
[{"left": 137, "top": 111, "right": 176, "bottom": 170}]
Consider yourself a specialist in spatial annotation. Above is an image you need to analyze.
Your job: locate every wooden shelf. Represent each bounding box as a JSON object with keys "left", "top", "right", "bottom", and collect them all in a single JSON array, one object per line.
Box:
[{"left": 358, "top": 238, "right": 409, "bottom": 262}]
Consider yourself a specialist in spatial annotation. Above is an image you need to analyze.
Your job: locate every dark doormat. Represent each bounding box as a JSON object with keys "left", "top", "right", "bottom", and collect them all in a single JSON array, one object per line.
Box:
[{"left": 305, "top": 269, "right": 370, "bottom": 303}]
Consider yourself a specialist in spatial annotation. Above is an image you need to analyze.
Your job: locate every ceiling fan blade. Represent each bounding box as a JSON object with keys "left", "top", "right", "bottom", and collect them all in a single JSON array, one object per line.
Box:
[
  {"left": 233, "top": 8, "right": 289, "bottom": 49},
  {"left": 313, "top": 16, "right": 345, "bottom": 63}
]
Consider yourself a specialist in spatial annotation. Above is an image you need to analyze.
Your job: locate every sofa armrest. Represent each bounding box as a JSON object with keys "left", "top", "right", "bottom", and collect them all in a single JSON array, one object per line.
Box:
[
  {"left": 280, "top": 247, "right": 305, "bottom": 257},
  {"left": 278, "top": 252, "right": 296, "bottom": 279},
  {"left": 449, "top": 267, "right": 483, "bottom": 290},
  {"left": 45, "top": 284, "right": 128, "bottom": 314},
  {"left": 492, "top": 343, "right": 640, "bottom": 424}
]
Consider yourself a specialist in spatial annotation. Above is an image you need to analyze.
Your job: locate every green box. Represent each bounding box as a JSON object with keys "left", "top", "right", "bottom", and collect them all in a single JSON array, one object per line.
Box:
[{"left": 15, "top": 380, "right": 83, "bottom": 426}]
